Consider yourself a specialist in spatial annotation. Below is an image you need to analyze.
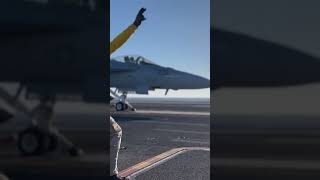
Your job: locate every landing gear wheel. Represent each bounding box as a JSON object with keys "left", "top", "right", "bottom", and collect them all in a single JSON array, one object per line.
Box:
[
  {"left": 17, "top": 127, "right": 57, "bottom": 156},
  {"left": 115, "top": 102, "right": 128, "bottom": 111},
  {"left": 17, "top": 127, "right": 45, "bottom": 156}
]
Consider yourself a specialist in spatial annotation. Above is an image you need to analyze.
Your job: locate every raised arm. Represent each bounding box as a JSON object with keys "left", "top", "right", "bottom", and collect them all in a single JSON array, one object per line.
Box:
[{"left": 110, "top": 8, "right": 146, "bottom": 55}]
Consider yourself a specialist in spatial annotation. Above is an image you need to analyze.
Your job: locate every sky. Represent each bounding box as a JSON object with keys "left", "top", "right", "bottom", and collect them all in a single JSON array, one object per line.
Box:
[{"left": 110, "top": 0, "right": 210, "bottom": 98}]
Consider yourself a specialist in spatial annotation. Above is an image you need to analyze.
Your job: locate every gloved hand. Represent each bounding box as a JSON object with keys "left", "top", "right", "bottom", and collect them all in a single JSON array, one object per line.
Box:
[{"left": 133, "top": 8, "right": 146, "bottom": 27}]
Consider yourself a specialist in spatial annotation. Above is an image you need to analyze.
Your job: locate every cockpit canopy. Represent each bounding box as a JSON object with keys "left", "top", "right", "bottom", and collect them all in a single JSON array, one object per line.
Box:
[{"left": 111, "top": 55, "right": 157, "bottom": 65}]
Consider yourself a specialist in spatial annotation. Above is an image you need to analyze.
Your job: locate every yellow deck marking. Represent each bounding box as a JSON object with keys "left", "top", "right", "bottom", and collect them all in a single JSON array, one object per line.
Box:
[{"left": 119, "top": 147, "right": 209, "bottom": 178}]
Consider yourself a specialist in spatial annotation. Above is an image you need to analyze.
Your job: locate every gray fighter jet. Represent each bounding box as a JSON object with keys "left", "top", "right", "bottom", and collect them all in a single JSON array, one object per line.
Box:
[{"left": 110, "top": 55, "right": 210, "bottom": 111}]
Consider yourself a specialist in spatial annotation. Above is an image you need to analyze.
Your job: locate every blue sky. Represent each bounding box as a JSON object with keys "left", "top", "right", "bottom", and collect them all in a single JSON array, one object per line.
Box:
[{"left": 110, "top": 0, "right": 210, "bottom": 97}]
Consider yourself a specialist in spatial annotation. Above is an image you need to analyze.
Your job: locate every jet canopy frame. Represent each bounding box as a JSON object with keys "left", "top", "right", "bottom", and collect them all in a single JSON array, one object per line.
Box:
[{"left": 111, "top": 55, "right": 157, "bottom": 65}]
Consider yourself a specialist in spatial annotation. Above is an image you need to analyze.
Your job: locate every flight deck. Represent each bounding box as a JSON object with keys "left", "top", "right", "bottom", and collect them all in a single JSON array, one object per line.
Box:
[
  {"left": 1, "top": 98, "right": 210, "bottom": 180},
  {"left": 112, "top": 98, "right": 210, "bottom": 179}
]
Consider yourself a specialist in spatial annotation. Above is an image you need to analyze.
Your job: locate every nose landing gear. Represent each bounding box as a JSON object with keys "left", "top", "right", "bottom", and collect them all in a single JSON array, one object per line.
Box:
[
  {"left": 17, "top": 126, "right": 57, "bottom": 156},
  {"left": 115, "top": 101, "right": 128, "bottom": 111},
  {"left": 110, "top": 90, "right": 136, "bottom": 112},
  {"left": 0, "top": 86, "right": 83, "bottom": 157}
]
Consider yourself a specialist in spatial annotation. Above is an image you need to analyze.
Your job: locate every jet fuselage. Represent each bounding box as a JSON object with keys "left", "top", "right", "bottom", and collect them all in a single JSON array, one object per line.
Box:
[{"left": 110, "top": 56, "right": 209, "bottom": 94}]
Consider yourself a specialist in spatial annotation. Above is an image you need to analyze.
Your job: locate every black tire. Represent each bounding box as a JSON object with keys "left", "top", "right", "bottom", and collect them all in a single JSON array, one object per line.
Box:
[
  {"left": 115, "top": 102, "right": 125, "bottom": 111},
  {"left": 17, "top": 127, "right": 46, "bottom": 156}
]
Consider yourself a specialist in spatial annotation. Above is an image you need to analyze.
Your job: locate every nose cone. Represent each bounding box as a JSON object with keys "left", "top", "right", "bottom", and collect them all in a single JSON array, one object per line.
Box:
[{"left": 166, "top": 69, "right": 210, "bottom": 89}]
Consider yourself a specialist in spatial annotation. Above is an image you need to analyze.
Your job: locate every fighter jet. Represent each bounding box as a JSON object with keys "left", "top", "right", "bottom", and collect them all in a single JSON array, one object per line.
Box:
[{"left": 110, "top": 55, "right": 210, "bottom": 111}]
